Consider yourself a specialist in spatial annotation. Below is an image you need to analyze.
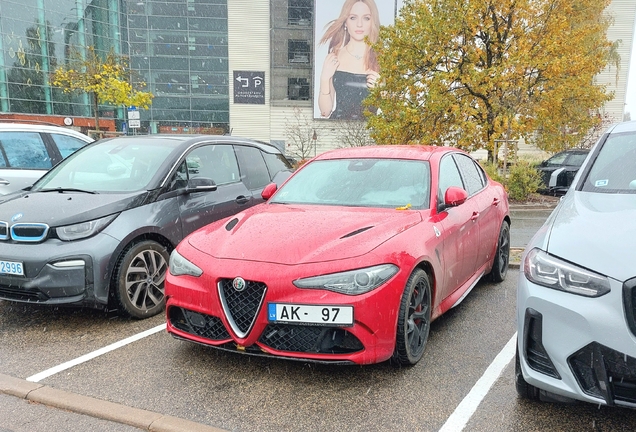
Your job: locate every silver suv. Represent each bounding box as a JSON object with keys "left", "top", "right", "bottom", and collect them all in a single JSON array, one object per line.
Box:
[{"left": 0, "top": 121, "right": 93, "bottom": 195}]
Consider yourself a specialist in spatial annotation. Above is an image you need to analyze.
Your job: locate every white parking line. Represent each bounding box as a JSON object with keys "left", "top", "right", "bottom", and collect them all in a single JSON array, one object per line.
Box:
[
  {"left": 438, "top": 333, "right": 517, "bottom": 432},
  {"left": 26, "top": 323, "right": 167, "bottom": 383}
]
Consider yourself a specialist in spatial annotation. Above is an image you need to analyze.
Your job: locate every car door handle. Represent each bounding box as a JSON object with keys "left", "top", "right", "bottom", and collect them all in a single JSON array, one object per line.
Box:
[
  {"left": 471, "top": 211, "right": 479, "bottom": 222},
  {"left": 492, "top": 198, "right": 500, "bottom": 206},
  {"left": 235, "top": 195, "right": 250, "bottom": 205},
  {"left": 0, "top": 178, "right": 9, "bottom": 186}
]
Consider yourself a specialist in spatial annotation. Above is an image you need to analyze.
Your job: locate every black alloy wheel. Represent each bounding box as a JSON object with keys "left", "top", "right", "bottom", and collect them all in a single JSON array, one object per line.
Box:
[
  {"left": 490, "top": 221, "right": 510, "bottom": 283},
  {"left": 393, "top": 269, "right": 431, "bottom": 366},
  {"left": 114, "top": 240, "right": 169, "bottom": 319}
]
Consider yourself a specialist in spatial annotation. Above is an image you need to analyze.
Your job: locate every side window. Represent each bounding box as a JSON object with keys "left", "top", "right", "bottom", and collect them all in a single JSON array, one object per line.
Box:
[
  {"left": 454, "top": 154, "right": 485, "bottom": 195},
  {"left": 0, "top": 132, "right": 52, "bottom": 169},
  {"left": 49, "top": 134, "right": 89, "bottom": 158},
  {"left": 234, "top": 146, "right": 271, "bottom": 190},
  {"left": 166, "top": 161, "right": 188, "bottom": 191},
  {"left": 438, "top": 154, "right": 464, "bottom": 203},
  {"left": 566, "top": 152, "right": 588, "bottom": 167},
  {"left": 546, "top": 152, "right": 567, "bottom": 166},
  {"left": 263, "top": 152, "right": 292, "bottom": 178},
  {"left": 185, "top": 144, "right": 240, "bottom": 185}
]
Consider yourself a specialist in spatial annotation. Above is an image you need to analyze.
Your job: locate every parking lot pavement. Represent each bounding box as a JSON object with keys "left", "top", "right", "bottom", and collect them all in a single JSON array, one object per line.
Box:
[
  {"left": 0, "top": 200, "right": 558, "bottom": 432},
  {"left": 0, "top": 374, "right": 225, "bottom": 432}
]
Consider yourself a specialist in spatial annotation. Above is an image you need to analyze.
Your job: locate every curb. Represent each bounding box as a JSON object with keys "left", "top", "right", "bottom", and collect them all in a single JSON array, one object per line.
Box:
[{"left": 0, "top": 373, "right": 226, "bottom": 432}]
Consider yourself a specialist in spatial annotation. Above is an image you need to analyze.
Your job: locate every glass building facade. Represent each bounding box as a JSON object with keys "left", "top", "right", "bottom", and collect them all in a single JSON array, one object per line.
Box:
[{"left": 0, "top": 0, "right": 230, "bottom": 134}]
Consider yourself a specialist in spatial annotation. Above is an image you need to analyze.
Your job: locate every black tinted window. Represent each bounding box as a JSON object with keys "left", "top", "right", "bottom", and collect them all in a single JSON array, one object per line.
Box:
[
  {"left": 263, "top": 152, "right": 292, "bottom": 178},
  {"left": 235, "top": 146, "right": 271, "bottom": 190}
]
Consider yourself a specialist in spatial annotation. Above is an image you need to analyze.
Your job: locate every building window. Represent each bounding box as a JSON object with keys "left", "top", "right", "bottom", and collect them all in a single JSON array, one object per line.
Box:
[
  {"left": 288, "top": 0, "right": 312, "bottom": 26},
  {"left": 288, "top": 40, "right": 310, "bottom": 64},
  {"left": 288, "top": 78, "right": 310, "bottom": 100}
]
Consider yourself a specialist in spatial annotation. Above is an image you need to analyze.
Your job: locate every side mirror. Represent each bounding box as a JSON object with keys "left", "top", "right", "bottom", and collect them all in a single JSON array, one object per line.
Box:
[
  {"left": 186, "top": 177, "right": 217, "bottom": 193},
  {"left": 261, "top": 182, "right": 278, "bottom": 200},
  {"left": 444, "top": 186, "right": 468, "bottom": 207}
]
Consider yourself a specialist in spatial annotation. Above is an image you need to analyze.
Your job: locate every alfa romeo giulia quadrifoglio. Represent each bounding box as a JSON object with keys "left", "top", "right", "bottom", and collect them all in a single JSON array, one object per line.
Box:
[{"left": 165, "top": 145, "right": 511, "bottom": 365}]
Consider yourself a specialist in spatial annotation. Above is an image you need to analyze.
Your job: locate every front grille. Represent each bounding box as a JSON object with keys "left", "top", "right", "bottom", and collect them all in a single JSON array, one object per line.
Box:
[
  {"left": 168, "top": 307, "right": 230, "bottom": 341},
  {"left": 0, "top": 222, "right": 50, "bottom": 242},
  {"left": 218, "top": 278, "right": 267, "bottom": 338},
  {"left": 569, "top": 342, "right": 636, "bottom": 407},
  {"left": 623, "top": 278, "right": 636, "bottom": 338},
  {"left": 259, "top": 324, "right": 363, "bottom": 354}
]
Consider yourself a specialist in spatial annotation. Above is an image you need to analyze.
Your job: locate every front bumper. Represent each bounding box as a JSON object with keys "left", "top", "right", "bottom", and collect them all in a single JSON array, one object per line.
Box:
[
  {"left": 517, "top": 272, "right": 636, "bottom": 407},
  {"left": 165, "top": 256, "right": 408, "bottom": 365},
  {"left": 0, "top": 233, "right": 121, "bottom": 308}
]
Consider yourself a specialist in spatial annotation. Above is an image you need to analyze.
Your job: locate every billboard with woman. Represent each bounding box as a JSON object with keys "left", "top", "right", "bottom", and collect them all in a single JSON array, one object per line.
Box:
[{"left": 314, "top": 0, "right": 402, "bottom": 120}]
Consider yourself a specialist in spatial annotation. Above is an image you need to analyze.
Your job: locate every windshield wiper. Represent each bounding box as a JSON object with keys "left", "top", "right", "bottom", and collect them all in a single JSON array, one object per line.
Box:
[{"left": 38, "top": 187, "right": 98, "bottom": 194}]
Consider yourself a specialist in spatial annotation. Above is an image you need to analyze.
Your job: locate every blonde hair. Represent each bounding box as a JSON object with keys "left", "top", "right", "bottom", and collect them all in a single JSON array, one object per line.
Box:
[{"left": 319, "top": 0, "right": 380, "bottom": 71}]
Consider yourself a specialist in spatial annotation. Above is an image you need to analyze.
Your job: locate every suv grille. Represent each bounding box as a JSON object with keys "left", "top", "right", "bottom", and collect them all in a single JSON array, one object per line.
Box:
[
  {"left": 569, "top": 342, "right": 636, "bottom": 407},
  {"left": 218, "top": 278, "right": 267, "bottom": 338}
]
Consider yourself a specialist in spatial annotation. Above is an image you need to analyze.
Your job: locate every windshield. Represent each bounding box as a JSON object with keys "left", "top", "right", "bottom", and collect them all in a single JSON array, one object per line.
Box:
[
  {"left": 271, "top": 158, "right": 430, "bottom": 209},
  {"left": 582, "top": 132, "right": 636, "bottom": 193},
  {"left": 33, "top": 139, "right": 176, "bottom": 193}
]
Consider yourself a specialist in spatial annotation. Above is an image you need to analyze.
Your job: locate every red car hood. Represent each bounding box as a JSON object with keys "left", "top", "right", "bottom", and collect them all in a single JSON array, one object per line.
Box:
[{"left": 187, "top": 204, "right": 423, "bottom": 265}]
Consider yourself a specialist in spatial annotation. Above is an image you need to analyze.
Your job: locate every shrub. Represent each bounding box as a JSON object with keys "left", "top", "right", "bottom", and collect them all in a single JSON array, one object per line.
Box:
[{"left": 506, "top": 159, "right": 542, "bottom": 201}]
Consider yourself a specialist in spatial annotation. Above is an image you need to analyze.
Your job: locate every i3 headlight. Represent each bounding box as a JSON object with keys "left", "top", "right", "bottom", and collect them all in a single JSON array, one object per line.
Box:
[
  {"left": 293, "top": 264, "right": 398, "bottom": 295},
  {"left": 169, "top": 250, "right": 203, "bottom": 277},
  {"left": 524, "top": 248, "right": 610, "bottom": 297},
  {"left": 56, "top": 214, "right": 118, "bottom": 241}
]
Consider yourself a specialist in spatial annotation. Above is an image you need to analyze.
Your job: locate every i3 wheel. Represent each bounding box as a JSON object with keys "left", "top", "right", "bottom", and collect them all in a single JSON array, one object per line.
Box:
[
  {"left": 114, "top": 240, "right": 169, "bottom": 319},
  {"left": 489, "top": 221, "right": 510, "bottom": 283},
  {"left": 392, "top": 269, "right": 431, "bottom": 366}
]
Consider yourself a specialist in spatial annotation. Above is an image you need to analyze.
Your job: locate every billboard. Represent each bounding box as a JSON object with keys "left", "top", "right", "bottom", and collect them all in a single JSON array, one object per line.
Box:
[{"left": 313, "top": 0, "right": 403, "bottom": 120}]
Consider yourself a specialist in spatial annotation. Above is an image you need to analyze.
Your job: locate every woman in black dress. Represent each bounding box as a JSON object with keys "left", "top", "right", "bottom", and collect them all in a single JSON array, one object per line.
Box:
[{"left": 318, "top": 0, "right": 381, "bottom": 120}]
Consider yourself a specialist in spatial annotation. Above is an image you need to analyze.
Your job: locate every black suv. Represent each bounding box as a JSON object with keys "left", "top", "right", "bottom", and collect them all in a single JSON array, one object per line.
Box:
[{"left": 537, "top": 149, "right": 589, "bottom": 195}]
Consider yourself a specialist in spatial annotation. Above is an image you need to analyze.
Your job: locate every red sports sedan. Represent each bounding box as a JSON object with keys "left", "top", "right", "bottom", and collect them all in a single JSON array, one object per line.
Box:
[{"left": 165, "top": 146, "right": 510, "bottom": 365}]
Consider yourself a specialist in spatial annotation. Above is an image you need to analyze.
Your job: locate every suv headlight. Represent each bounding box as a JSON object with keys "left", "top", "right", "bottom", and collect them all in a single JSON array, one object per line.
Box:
[
  {"left": 524, "top": 248, "right": 610, "bottom": 297},
  {"left": 56, "top": 214, "right": 118, "bottom": 241},
  {"left": 293, "top": 264, "right": 398, "bottom": 295},
  {"left": 169, "top": 250, "right": 202, "bottom": 277}
]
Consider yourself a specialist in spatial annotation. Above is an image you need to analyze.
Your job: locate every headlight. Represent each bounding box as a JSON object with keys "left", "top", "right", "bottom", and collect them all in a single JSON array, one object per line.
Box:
[
  {"left": 293, "top": 264, "right": 398, "bottom": 295},
  {"left": 524, "top": 248, "right": 610, "bottom": 297},
  {"left": 56, "top": 214, "right": 118, "bottom": 241},
  {"left": 169, "top": 250, "right": 202, "bottom": 277}
]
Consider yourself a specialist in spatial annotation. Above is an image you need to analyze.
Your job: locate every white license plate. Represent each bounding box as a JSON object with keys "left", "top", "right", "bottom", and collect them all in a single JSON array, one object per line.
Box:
[
  {"left": 0, "top": 260, "right": 24, "bottom": 276},
  {"left": 268, "top": 303, "right": 353, "bottom": 326}
]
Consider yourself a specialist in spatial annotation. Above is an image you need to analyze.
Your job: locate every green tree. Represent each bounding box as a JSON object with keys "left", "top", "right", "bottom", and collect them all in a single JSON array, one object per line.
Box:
[
  {"left": 52, "top": 46, "right": 153, "bottom": 131},
  {"left": 367, "top": 0, "right": 618, "bottom": 159}
]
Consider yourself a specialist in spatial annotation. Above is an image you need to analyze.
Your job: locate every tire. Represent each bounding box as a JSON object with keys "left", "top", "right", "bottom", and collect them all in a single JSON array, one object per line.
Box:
[
  {"left": 515, "top": 345, "right": 541, "bottom": 400},
  {"left": 489, "top": 220, "right": 510, "bottom": 283},
  {"left": 114, "top": 240, "right": 169, "bottom": 319},
  {"left": 392, "top": 269, "right": 431, "bottom": 366}
]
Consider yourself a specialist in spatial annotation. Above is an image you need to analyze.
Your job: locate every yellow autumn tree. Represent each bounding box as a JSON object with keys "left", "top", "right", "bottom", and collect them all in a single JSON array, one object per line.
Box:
[
  {"left": 367, "top": 0, "right": 619, "bottom": 158},
  {"left": 52, "top": 46, "right": 153, "bottom": 131}
]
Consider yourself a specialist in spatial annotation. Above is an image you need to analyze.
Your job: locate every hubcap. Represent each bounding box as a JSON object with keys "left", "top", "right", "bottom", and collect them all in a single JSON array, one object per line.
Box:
[
  {"left": 125, "top": 249, "right": 167, "bottom": 311},
  {"left": 406, "top": 279, "right": 430, "bottom": 356}
]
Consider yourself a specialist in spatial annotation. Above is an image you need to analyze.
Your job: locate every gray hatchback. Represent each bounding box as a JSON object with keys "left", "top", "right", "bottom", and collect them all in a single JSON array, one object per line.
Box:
[{"left": 0, "top": 135, "right": 292, "bottom": 318}]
